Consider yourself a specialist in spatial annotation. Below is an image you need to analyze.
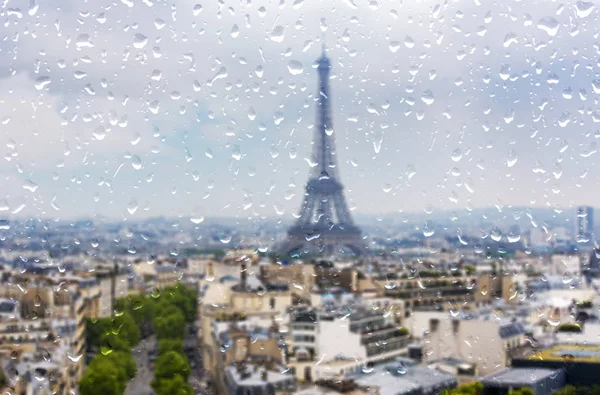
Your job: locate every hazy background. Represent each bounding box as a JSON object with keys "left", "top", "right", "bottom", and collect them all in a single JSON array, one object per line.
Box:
[{"left": 0, "top": 0, "right": 598, "bottom": 221}]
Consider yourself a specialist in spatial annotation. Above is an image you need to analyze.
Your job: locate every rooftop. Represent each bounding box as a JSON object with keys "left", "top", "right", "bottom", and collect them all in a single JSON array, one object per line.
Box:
[
  {"left": 527, "top": 344, "right": 600, "bottom": 363},
  {"left": 482, "top": 368, "right": 562, "bottom": 385},
  {"left": 225, "top": 363, "right": 296, "bottom": 387},
  {"left": 352, "top": 359, "right": 456, "bottom": 395}
]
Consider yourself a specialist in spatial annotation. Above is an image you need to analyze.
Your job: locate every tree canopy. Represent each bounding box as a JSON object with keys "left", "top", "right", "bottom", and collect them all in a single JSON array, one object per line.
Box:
[
  {"left": 443, "top": 382, "right": 483, "bottom": 395},
  {"left": 153, "top": 308, "right": 186, "bottom": 340},
  {"left": 153, "top": 374, "right": 194, "bottom": 395},
  {"left": 555, "top": 385, "right": 600, "bottom": 395},
  {"left": 86, "top": 312, "right": 140, "bottom": 352},
  {"left": 112, "top": 312, "right": 141, "bottom": 346},
  {"left": 80, "top": 358, "right": 123, "bottom": 395},
  {"left": 509, "top": 388, "right": 534, "bottom": 395},
  {"left": 158, "top": 338, "right": 184, "bottom": 356},
  {"left": 153, "top": 351, "right": 190, "bottom": 383}
]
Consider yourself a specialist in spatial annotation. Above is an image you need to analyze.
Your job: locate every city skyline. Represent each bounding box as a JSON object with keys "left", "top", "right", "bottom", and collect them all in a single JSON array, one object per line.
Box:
[{"left": 1, "top": 0, "right": 599, "bottom": 220}]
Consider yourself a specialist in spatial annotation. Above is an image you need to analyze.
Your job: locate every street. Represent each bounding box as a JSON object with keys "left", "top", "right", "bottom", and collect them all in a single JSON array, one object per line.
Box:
[
  {"left": 126, "top": 336, "right": 155, "bottom": 395},
  {"left": 126, "top": 325, "right": 206, "bottom": 395}
]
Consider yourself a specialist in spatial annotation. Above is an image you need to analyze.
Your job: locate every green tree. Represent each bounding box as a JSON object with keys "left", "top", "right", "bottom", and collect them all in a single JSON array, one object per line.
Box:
[
  {"left": 153, "top": 375, "right": 194, "bottom": 395},
  {"left": 159, "top": 284, "right": 197, "bottom": 323},
  {"left": 158, "top": 338, "right": 184, "bottom": 356},
  {"left": 0, "top": 366, "right": 5, "bottom": 388},
  {"left": 465, "top": 265, "right": 476, "bottom": 275},
  {"left": 155, "top": 300, "right": 183, "bottom": 318},
  {"left": 100, "top": 333, "right": 131, "bottom": 354},
  {"left": 89, "top": 356, "right": 128, "bottom": 393},
  {"left": 444, "top": 382, "right": 483, "bottom": 395},
  {"left": 112, "top": 312, "right": 141, "bottom": 346},
  {"left": 80, "top": 359, "right": 122, "bottom": 395},
  {"left": 509, "top": 388, "right": 534, "bottom": 395},
  {"left": 153, "top": 351, "right": 190, "bottom": 383},
  {"left": 103, "top": 351, "right": 137, "bottom": 380},
  {"left": 86, "top": 317, "right": 112, "bottom": 351},
  {"left": 116, "top": 294, "right": 157, "bottom": 327},
  {"left": 154, "top": 309, "right": 186, "bottom": 339}
]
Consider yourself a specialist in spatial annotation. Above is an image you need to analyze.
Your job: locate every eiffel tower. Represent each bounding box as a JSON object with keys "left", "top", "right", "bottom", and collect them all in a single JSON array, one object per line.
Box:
[{"left": 278, "top": 49, "right": 366, "bottom": 257}]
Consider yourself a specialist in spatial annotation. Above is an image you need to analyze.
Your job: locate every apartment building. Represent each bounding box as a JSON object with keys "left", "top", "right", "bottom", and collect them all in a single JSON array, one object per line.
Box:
[
  {"left": 0, "top": 270, "right": 108, "bottom": 392},
  {"left": 204, "top": 319, "right": 293, "bottom": 394},
  {"left": 200, "top": 262, "right": 294, "bottom": 392},
  {"left": 358, "top": 270, "right": 516, "bottom": 312},
  {"left": 409, "top": 310, "right": 528, "bottom": 376},
  {"left": 288, "top": 302, "right": 411, "bottom": 383}
]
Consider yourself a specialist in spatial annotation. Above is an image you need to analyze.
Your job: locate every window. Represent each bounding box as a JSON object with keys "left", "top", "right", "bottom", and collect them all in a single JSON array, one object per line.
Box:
[
  {"left": 293, "top": 335, "right": 315, "bottom": 343},
  {"left": 292, "top": 324, "right": 315, "bottom": 331}
]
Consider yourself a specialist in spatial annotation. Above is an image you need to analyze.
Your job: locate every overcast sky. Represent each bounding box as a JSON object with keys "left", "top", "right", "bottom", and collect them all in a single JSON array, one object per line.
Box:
[{"left": 0, "top": 0, "right": 599, "bottom": 222}]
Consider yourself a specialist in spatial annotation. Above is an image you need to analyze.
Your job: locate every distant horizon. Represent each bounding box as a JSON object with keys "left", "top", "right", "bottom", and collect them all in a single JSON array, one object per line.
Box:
[{"left": 1, "top": 204, "right": 592, "bottom": 223}]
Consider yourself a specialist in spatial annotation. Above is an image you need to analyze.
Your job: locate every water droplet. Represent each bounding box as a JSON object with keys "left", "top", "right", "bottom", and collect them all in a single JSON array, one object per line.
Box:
[
  {"left": 151, "top": 70, "right": 162, "bottom": 81},
  {"left": 76, "top": 34, "right": 94, "bottom": 48},
  {"left": 287, "top": 60, "right": 303, "bottom": 75},
  {"left": 396, "top": 362, "right": 407, "bottom": 375},
  {"left": 270, "top": 26, "right": 285, "bottom": 42},
  {"left": 132, "top": 155, "right": 143, "bottom": 170},
  {"left": 503, "top": 32, "right": 518, "bottom": 47},
  {"left": 67, "top": 354, "right": 82, "bottom": 363},
  {"left": 93, "top": 126, "right": 106, "bottom": 140},
  {"left": 423, "top": 220, "right": 435, "bottom": 237},
  {"left": 211, "top": 67, "right": 228, "bottom": 83},
  {"left": 404, "top": 36, "right": 415, "bottom": 48},
  {"left": 506, "top": 150, "right": 518, "bottom": 167},
  {"left": 28, "top": 0, "right": 39, "bottom": 15},
  {"left": 361, "top": 365, "right": 374, "bottom": 374},
  {"left": 35, "top": 76, "right": 51, "bottom": 90},
  {"left": 451, "top": 148, "right": 462, "bottom": 162},
  {"left": 127, "top": 199, "right": 138, "bottom": 215},
  {"left": 231, "top": 24, "right": 240, "bottom": 38},
  {"left": 537, "top": 16, "right": 559, "bottom": 37},
  {"left": 421, "top": 90, "right": 434, "bottom": 105},
  {"left": 575, "top": 1, "right": 595, "bottom": 18},
  {"left": 133, "top": 34, "right": 148, "bottom": 49}
]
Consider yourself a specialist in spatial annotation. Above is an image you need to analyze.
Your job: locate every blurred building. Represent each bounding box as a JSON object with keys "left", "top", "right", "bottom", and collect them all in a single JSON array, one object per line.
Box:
[
  {"left": 576, "top": 206, "right": 594, "bottom": 244},
  {"left": 480, "top": 367, "right": 565, "bottom": 395},
  {"left": 288, "top": 302, "right": 410, "bottom": 383},
  {"left": 409, "top": 310, "right": 528, "bottom": 376},
  {"left": 351, "top": 358, "right": 457, "bottom": 395}
]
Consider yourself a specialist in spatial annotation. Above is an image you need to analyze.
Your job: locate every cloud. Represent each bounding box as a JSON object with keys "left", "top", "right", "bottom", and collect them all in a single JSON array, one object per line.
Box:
[{"left": 0, "top": 0, "right": 599, "bottom": 221}]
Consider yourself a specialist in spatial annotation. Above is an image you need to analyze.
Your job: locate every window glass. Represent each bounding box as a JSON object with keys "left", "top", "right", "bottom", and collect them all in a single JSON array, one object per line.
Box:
[{"left": 1, "top": 0, "right": 598, "bottom": 395}]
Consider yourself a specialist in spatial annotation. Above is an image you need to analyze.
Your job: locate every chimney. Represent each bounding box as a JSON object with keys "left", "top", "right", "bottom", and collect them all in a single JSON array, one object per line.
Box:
[
  {"left": 241, "top": 263, "right": 247, "bottom": 287},
  {"left": 261, "top": 369, "right": 268, "bottom": 381}
]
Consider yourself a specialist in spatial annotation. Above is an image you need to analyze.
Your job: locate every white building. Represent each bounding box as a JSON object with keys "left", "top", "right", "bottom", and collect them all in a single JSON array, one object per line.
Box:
[
  {"left": 289, "top": 303, "right": 410, "bottom": 382},
  {"left": 409, "top": 310, "right": 527, "bottom": 376}
]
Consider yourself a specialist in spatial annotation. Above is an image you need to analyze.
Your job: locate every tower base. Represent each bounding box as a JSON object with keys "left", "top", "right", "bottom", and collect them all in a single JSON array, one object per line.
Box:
[{"left": 277, "top": 225, "right": 366, "bottom": 257}]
